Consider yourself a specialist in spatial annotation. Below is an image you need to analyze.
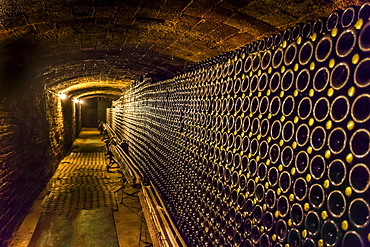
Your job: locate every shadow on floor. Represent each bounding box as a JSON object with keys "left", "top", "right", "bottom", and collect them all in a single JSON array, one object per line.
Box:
[{"left": 10, "top": 128, "right": 152, "bottom": 247}]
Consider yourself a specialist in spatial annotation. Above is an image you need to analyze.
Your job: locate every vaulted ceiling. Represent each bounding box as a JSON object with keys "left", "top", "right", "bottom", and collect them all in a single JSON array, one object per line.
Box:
[{"left": 0, "top": 0, "right": 359, "bottom": 99}]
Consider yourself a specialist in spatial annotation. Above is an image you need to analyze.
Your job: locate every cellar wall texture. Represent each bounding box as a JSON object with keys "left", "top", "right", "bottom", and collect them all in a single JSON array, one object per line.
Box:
[
  {"left": 0, "top": 83, "right": 78, "bottom": 246},
  {"left": 108, "top": 6, "right": 370, "bottom": 247}
]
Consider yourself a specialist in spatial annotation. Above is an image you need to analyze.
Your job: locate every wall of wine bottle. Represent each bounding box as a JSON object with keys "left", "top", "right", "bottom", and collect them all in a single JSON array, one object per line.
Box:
[{"left": 107, "top": 3, "right": 370, "bottom": 246}]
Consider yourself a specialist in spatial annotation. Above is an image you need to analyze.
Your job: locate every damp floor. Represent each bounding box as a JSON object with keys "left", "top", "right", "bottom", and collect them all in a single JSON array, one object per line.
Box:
[{"left": 9, "top": 128, "right": 152, "bottom": 247}]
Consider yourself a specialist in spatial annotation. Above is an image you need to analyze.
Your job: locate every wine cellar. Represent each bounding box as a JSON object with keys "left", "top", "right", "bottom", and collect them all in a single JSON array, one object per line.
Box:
[{"left": 106, "top": 4, "right": 370, "bottom": 247}]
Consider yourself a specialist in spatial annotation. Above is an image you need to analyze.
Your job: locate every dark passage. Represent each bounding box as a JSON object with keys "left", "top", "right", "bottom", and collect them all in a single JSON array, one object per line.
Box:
[{"left": 81, "top": 98, "right": 112, "bottom": 127}]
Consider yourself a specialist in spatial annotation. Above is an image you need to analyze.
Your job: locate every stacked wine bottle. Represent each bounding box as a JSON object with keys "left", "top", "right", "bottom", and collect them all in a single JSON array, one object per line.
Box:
[{"left": 107, "top": 3, "right": 370, "bottom": 247}]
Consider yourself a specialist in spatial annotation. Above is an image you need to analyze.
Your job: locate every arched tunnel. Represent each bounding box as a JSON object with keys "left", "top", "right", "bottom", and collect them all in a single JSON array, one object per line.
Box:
[{"left": 1, "top": 0, "right": 370, "bottom": 246}]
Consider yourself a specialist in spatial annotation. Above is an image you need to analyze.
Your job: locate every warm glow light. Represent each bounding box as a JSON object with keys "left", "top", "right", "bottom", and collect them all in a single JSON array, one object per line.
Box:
[
  {"left": 73, "top": 98, "right": 83, "bottom": 104},
  {"left": 59, "top": 93, "right": 67, "bottom": 99}
]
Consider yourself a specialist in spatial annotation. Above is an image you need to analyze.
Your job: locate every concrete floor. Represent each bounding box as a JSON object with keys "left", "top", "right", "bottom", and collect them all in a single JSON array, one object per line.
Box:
[{"left": 9, "top": 128, "right": 152, "bottom": 247}]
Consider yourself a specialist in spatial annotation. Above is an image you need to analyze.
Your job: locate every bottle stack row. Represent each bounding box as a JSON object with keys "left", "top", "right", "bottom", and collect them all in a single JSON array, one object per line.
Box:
[{"left": 107, "top": 3, "right": 370, "bottom": 247}]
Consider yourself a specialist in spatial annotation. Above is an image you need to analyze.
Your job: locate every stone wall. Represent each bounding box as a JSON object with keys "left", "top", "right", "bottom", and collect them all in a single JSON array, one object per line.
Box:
[{"left": 0, "top": 83, "right": 78, "bottom": 246}]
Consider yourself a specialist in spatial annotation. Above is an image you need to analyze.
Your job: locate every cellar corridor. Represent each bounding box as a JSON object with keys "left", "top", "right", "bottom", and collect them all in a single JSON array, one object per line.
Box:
[
  {"left": 1, "top": 1, "right": 370, "bottom": 247},
  {"left": 9, "top": 128, "right": 152, "bottom": 247}
]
